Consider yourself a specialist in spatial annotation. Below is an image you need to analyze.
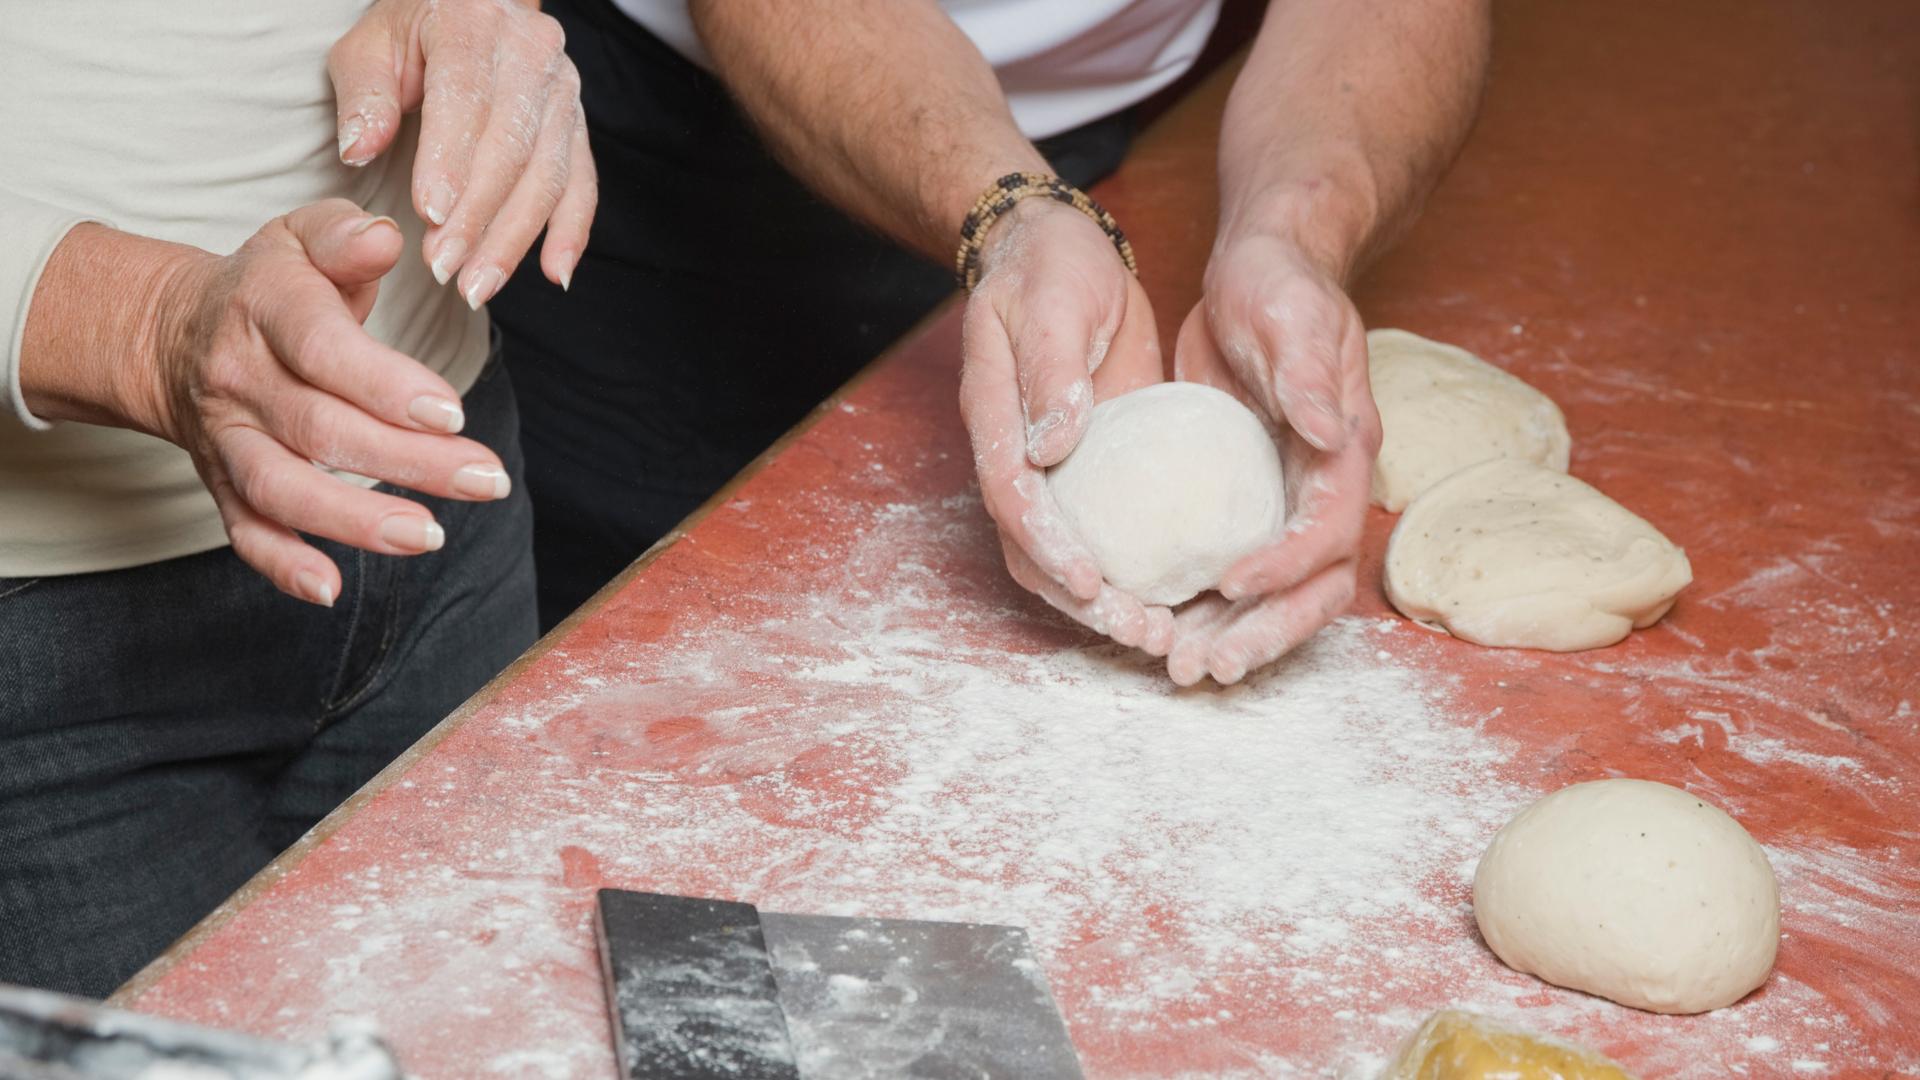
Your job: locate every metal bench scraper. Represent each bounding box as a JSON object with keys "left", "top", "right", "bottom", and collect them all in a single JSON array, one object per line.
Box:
[{"left": 595, "top": 890, "right": 1083, "bottom": 1080}]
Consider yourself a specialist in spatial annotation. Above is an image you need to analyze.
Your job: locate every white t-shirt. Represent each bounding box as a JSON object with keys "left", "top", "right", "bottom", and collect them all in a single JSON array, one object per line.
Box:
[{"left": 611, "top": 0, "right": 1223, "bottom": 138}]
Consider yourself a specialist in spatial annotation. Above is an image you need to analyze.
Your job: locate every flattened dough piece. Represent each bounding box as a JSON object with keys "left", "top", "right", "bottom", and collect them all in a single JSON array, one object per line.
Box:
[
  {"left": 1384, "top": 458, "right": 1691, "bottom": 651},
  {"left": 1367, "top": 328, "right": 1571, "bottom": 511}
]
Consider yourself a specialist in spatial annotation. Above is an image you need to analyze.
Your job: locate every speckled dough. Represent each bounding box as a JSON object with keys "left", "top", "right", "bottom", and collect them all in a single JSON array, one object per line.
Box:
[
  {"left": 1473, "top": 779, "right": 1780, "bottom": 1014},
  {"left": 1366, "top": 329, "right": 1571, "bottom": 511},
  {"left": 1047, "top": 382, "right": 1285, "bottom": 606},
  {"left": 1383, "top": 458, "right": 1691, "bottom": 651}
]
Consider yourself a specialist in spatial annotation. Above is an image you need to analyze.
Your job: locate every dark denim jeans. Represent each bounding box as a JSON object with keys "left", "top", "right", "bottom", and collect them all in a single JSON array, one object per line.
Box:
[{"left": 0, "top": 350, "right": 537, "bottom": 998}]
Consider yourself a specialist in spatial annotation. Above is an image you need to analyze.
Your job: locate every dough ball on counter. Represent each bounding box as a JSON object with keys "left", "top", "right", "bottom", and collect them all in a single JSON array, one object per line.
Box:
[
  {"left": 1383, "top": 458, "right": 1691, "bottom": 651},
  {"left": 1366, "top": 328, "right": 1570, "bottom": 512},
  {"left": 1473, "top": 779, "right": 1780, "bottom": 1015},
  {"left": 1046, "top": 382, "right": 1285, "bottom": 607}
]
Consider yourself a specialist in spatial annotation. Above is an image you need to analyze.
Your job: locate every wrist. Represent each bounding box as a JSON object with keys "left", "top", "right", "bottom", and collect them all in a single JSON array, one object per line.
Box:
[
  {"left": 966, "top": 177, "right": 1137, "bottom": 291},
  {"left": 973, "top": 195, "right": 1084, "bottom": 279},
  {"left": 1216, "top": 167, "right": 1382, "bottom": 285},
  {"left": 20, "top": 224, "right": 212, "bottom": 434}
]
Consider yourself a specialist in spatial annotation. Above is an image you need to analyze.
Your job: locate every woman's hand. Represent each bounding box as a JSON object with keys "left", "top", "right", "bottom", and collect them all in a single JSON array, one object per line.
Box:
[
  {"left": 25, "top": 201, "right": 515, "bottom": 608},
  {"left": 1165, "top": 233, "right": 1382, "bottom": 685},
  {"left": 328, "top": 0, "right": 597, "bottom": 305},
  {"left": 960, "top": 199, "right": 1175, "bottom": 654}
]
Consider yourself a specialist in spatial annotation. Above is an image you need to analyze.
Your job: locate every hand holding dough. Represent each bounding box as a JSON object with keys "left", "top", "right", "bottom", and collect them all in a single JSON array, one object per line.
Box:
[
  {"left": 1046, "top": 382, "right": 1286, "bottom": 607},
  {"left": 1366, "top": 329, "right": 1570, "bottom": 511},
  {"left": 1384, "top": 458, "right": 1691, "bottom": 651}
]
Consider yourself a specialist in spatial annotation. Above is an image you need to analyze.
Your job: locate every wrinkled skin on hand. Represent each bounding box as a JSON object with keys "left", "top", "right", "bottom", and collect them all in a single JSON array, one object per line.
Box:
[
  {"left": 145, "top": 200, "right": 512, "bottom": 607},
  {"left": 1164, "top": 233, "right": 1383, "bottom": 685},
  {"left": 328, "top": 0, "right": 597, "bottom": 306},
  {"left": 960, "top": 199, "right": 1176, "bottom": 655}
]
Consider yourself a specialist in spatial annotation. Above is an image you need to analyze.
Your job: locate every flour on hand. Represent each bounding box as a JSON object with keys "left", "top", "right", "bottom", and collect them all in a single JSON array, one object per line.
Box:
[
  {"left": 1366, "top": 329, "right": 1570, "bottom": 512},
  {"left": 1046, "top": 382, "right": 1285, "bottom": 607}
]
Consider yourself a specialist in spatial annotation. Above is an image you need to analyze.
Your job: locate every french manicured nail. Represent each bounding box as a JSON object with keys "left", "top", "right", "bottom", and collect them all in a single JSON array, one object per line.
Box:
[
  {"left": 453, "top": 464, "right": 511, "bottom": 500},
  {"left": 380, "top": 515, "right": 444, "bottom": 553},
  {"left": 294, "top": 571, "right": 335, "bottom": 607},
  {"left": 463, "top": 264, "right": 503, "bottom": 310},
  {"left": 337, "top": 117, "right": 366, "bottom": 163},
  {"left": 554, "top": 250, "right": 577, "bottom": 292},
  {"left": 350, "top": 214, "right": 398, "bottom": 238},
  {"left": 408, "top": 395, "right": 465, "bottom": 434},
  {"left": 430, "top": 236, "right": 467, "bottom": 286},
  {"left": 425, "top": 179, "right": 457, "bottom": 226}
]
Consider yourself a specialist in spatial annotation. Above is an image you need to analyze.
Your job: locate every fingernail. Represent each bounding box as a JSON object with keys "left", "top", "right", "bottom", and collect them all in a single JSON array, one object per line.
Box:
[
  {"left": 380, "top": 515, "right": 445, "bottom": 553},
  {"left": 294, "top": 571, "right": 335, "bottom": 608},
  {"left": 453, "top": 464, "right": 511, "bottom": 500},
  {"left": 1025, "top": 410, "right": 1063, "bottom": 461},
  {"left": 555, "top": 251, "right": 576, "bottom": 292},
  {"left": 463, "top": 264, "right": 503, "bottom": 311},
  {"left": 350, "top": 214, "right": 399, "bottom": 238},
  {"left": 430, "top": 236, "right": 467, "bottom": 286},
  {"left": 1211, "top": 658, "right": 1249, "bottom": 686},
  {"left": 337, "top": 117, "right": 365, "bottom": 164},
  {"left": 408, "top": 395, "right": 465, "bottom": 433},
  {"left": 425, "top": 179, "right": 457, "bottom": 226}
]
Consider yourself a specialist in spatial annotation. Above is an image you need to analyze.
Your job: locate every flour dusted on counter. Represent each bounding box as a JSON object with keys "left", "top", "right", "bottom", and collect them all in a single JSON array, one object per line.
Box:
[{"left": 173, "top": 492, "right": 1890, "bottom": 1080}]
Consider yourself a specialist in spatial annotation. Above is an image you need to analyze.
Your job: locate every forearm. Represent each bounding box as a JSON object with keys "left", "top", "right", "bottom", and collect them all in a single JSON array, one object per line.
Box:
[
  {"left": 689, "top": 0, "right": 1047, "bottom": 262},
  {"left": 20, "top": 224, "right": 200, "bottom": 432},
  {"left": 1217, "top": 0, "right": 1491, "bottom": 281}
]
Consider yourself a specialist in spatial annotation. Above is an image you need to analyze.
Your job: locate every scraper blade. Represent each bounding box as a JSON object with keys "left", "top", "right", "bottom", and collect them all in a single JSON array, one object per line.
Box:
[
  {"left": 594, "top": 889, "right": 800, "bottom": 1079},
  {"left": 759, "top": 913, "right": 1084, "bottom": 1080}
]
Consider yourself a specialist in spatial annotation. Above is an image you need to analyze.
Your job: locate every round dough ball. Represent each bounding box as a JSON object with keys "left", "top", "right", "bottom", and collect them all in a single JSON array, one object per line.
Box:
[
  {"left": 1046, "top": 382, "right": 1285, "bottom": 606},
  {"left": 1474, "top": 779, "right": 1780, "bottom": 1014},
  {"left": 1384, "top": 458, "right": 1691, "bottom": 651},
  {"left": 1367, "top": 328, "right": 1571, "bottom": 511}
]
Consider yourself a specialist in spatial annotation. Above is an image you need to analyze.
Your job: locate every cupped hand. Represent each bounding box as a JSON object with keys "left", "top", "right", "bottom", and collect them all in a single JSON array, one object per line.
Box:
[
  {"left": 959, "top": 198, "right": 1175, "bottom": 655},
  {"left": 328, "top": 0, "right": 597, "bottom": 306},
  {"left": 139, "top": 199, "right": 514, "bottom": 607},
  {"left": 1165, "top": 234, "right": 1383, "bottom": 685}
]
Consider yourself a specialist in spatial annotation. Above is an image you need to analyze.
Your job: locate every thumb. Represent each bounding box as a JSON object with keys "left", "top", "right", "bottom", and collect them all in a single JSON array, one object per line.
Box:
[
  {"left": 282, "top": 200, "right": 403, "bottom": 319},
  {"left": 327, "top": 15, "right": 406, "bottom": 167},
  {"left": 1008, "top": 278, "right": 1125, "bottom": 468}
]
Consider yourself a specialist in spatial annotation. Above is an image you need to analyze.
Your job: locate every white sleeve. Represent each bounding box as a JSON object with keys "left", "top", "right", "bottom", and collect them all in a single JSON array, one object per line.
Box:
[{"left": 1, "top": 189, "right": 105, "bottom": 430}]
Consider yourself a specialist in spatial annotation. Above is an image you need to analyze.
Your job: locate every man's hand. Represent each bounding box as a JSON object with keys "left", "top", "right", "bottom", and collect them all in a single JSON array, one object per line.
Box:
[
  {"left": 328, "top": 0, "right": 596, "bottom": 306},
  {"left": 961, "top": 199, "right": 1175, "bottom": 655},
  {"left": 23, "top": 201, "right": 515, "bottom": 607},
  {"left": 1166, "top": 0, "right": 1488, "bottom": 684},
  {"left": 1165, "top": 234, "right": 1381, "bottom": 685}
]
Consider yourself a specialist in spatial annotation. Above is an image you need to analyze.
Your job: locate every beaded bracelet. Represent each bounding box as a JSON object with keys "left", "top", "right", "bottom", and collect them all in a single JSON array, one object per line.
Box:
[{"left": 954, "top": 172, "right": 1138, "bottom": 291}]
